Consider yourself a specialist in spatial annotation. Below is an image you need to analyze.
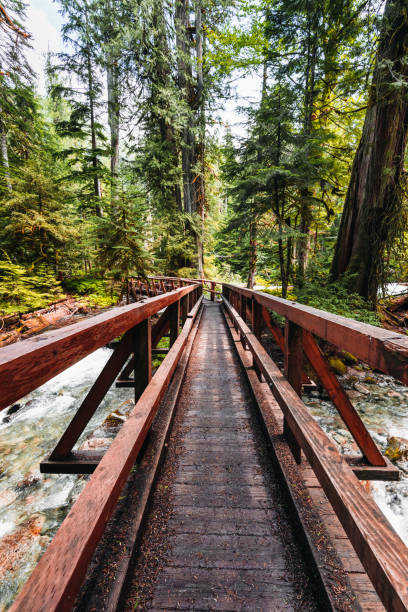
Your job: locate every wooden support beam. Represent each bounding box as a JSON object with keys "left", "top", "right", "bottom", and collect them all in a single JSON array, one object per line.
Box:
[
  {"left": 211, "top": 281, "right": 215, "bottom": 302},
  {"left": 252, "top": 299, "right": 263, "bottom": 380},
  {"left": 284, "top": 319, "right": 303, "bottom": 464},
  {"left": 262, "top": 306, "right": 285, "bottom": 350},
  {"left": 133, "top": 318, "right": 152, "bottom": 403},
  {"left": 47, "top": 331, "right": 134, "bottom": 462},
  {"left": 245, "top": 303, "right": 252, "bottom": 323},
  {"left": 252, "top": 300, "right": 263, "bottom": 338},
  {"left": 240, "top": 294, "right": 246, "bottom": 322},
  {"left": 41, "top": 450, "right": 103, "bottom": 474},
  {"left": 302, "top": 331, "right": 385, "bottom": 466},
  {"left": 345, "top": 455, "right": 398, "bottom": 481},
  {"left": 181, "top": 294, "right": 188, "bottom": 324},
  {"left": 169, "top": 300, "right": 180, "bottom": 347}
]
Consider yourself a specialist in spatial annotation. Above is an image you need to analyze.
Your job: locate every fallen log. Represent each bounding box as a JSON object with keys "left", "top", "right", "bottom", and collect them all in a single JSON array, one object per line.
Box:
[{"left": 0, "top": 300, "right": 83, "bottom": 347}]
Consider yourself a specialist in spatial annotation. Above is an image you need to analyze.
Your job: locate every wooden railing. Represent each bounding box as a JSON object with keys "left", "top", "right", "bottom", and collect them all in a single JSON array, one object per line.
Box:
[
  {"left": 0, "top": 282, "right": 203, "bottom": 611},
  {"left": 222, "top": 283, "right": 408, "bottom": 612},
  {"left": 128, "top": 275, "right": 223, "bottom": 301}
]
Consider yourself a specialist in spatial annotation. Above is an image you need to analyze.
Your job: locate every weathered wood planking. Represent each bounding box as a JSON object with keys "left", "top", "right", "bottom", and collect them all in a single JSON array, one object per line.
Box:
[
  {"left": 223, "top": 283, "right": 408, "bottom": 384},
  {"left": 147, "top": 302, "right": 317, "bottom": 611},
  {"left": 222, "top": 297, "right": 408, "bottom": 612},
  {"left": 9, "top": 296, "right": 203, "bottom": 612},
  {"left": 0, "top": 285, "right": 196, "bottom": 411}
]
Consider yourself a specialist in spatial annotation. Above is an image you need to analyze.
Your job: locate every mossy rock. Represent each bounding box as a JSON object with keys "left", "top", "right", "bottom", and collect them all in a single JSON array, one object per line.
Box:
[
  {"left": 341, "top": 351, "right": 358, "bottom": 365},
  {"left": 328, "top": 357, "right": 347, "bottom": 375},
  {"left": 104, "top": 412, "right": 126, "bottom": 427},
  {"left": 385, "top": 437, "right": 408, "bottom": 463},
  {"left": 364, "top": 375, "right": 377, "bottom": 384}
]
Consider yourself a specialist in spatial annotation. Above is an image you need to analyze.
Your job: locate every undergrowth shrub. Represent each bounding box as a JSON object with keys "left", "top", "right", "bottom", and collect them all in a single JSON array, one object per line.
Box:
[{"left": 262, "top": 282, "right": 380, "bottom": 326}]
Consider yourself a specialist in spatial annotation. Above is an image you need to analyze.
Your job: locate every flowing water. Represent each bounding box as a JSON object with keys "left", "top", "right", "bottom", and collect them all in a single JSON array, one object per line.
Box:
[
  {"left": 0, "top": 348, "right": 132, "bottom": 610},
  {"left": 303, "top": 366, "right": 408, "bottom": 545}
]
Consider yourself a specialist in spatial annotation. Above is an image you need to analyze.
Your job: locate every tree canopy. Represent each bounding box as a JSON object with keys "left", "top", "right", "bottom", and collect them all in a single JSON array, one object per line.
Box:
[{"left": 0, "top": 0, "right": 407, "bottom": 316}]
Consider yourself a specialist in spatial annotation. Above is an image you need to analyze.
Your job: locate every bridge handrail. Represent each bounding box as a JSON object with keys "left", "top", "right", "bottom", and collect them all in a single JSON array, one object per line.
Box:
[
  {"left": 223, "top": 285, "right": 408, "bottom": 611},
  {"left": 0, "top": 284, "right": 197, "bottom": 412},
  {"left": 223, "top": 283, "right": 408, "bottom": 384},
  {"left": 129, "top": 276, "right": 223, "bottom": 299},
  {"left": 7, "top": 283, "right": 203, "bottom": 612}
]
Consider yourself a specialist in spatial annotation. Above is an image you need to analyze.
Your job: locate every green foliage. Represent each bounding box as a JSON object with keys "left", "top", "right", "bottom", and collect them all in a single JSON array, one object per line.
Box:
[
  {"left": 0, "top": 0, "right": 405, "bottom": 327},
  {"left": 263, "top": 282, "right": 380, "bottom": 326},
  {"left": 62, "top": 274, "right": 120, "bottom": 308},
  {"left": 0, "top": 260, "right": 63, "bottom": 315}
]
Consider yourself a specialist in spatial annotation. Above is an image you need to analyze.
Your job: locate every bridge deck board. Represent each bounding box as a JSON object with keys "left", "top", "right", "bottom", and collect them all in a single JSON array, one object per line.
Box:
[{"left": 137, "top": 302, "right": 319, "bottom": 611}]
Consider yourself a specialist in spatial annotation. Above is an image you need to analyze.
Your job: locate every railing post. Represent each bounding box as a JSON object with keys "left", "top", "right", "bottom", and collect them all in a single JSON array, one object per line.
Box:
[
  {"left": 284, "top": 319, "right": 303, "bottom": 463},
  {"left": 252, "top": 298, "right": 263, "bottom": 381},
  {"left": 169, "top": 300, "right": 180, "bottom": 346},
  {"left": 240, "top": 294, "right": 246, "bottom": 322},
  {"left": 211, "top": 281, "right": 215, "bottom": 302},
  {"left": 132, "top": 317, "right": 152, "bottom": 403},
  {"left": 181, "top": 294, "right": 189, "bottom": 323}
]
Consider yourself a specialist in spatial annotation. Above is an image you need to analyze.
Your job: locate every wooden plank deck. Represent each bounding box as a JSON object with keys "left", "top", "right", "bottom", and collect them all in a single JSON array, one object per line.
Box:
[{"left": 126, "top": 302, "right": 320, "bottom": 610}]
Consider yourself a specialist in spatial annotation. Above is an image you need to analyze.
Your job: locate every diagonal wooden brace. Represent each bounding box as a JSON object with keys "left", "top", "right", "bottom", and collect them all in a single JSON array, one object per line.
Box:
[
  {"left": 48, "top": 329, "right": 134, "bottom": 461},
  {"left": 302, "top": 330, "right": 385, "bottom": 467}
]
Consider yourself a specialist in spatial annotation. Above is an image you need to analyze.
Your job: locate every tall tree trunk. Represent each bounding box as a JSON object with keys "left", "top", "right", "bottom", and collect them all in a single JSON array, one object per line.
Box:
[
  {"left": 296, "top": 3, "right": 317, "bottom": 287},
  {"left": 107, "top": 62, "right": 120, "bottom": 205},
  {"left": 86, "top": 47, "right": 103, "bottom": 217},
  {"left": 330, "top": 0, "right": 408, "bottom": 303},
  {"left": 284, "top": 217, "right": 292, "bottom": 299},
  {"left": 152, "top": 0, "right": 182, "bottom": 211},
  {"left": 247, "top": 214, "right": 257, "bottom": 289},
  {"left": 194, "top": 0, "right": 205, "bottom": 276},
  {"left": 0, "top": 119, "right": 12, "bottom": 193},
  {"left": 175, "top": 0, "right": 195, "bottom": 214}
]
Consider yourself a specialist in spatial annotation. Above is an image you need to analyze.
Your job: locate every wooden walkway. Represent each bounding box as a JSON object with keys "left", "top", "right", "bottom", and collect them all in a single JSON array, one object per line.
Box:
[{"left": 127, "top": 302, "right": 319, "bottom": 610}]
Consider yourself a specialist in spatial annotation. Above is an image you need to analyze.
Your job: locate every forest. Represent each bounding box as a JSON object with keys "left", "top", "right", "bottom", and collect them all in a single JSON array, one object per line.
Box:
[{"left": 1, "top": 0, "right": 408, "bottom": 325}]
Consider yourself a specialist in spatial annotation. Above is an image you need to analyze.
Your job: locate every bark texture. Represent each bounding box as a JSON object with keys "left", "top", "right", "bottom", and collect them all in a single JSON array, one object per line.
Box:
[{"left": 330, "top": 0, "right": 408, "bottom": 302}]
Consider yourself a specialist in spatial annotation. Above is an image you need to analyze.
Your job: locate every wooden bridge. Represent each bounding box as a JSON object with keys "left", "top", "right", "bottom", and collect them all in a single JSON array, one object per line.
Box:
[{"left": 1, "top": 278, "right": 408, "bottom": 611}]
